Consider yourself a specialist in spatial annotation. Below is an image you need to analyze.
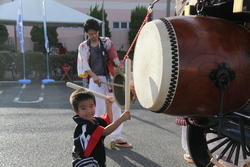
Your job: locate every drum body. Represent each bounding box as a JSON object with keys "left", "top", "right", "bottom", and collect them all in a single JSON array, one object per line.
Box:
[{"left": 133, "top": 16, "right": 250, "bottom": 117}]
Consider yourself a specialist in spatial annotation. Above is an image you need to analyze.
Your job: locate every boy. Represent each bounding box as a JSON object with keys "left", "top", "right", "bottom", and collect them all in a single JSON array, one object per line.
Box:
[{"left": 69, "top": 88, "right": 131, "bottom": 167}]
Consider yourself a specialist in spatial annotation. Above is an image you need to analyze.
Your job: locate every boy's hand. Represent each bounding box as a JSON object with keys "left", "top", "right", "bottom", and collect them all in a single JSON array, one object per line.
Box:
[
  {"left": 105, "top": 96, "right": 114, "bottom": 107},
  {"left": 117, "top": 64, "right": 124, "bottom": 72},
  {"left": 121, "top": 110, "right": 131, "bottom": 121}
]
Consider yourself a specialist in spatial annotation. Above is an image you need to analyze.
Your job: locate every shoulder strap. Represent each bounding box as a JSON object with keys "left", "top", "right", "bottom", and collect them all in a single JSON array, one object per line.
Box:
[
  {"left": 98, "top": 37, "right": 110, "bottom": 80},
  {"left": 87, "top": 39, "right": 91, "bottom": 67},
  {"left": 84, "top": 126, "right": 104, "bottom": 157},
  {"left": 99, "top": 37, "right": 107, "bottom": 55}
]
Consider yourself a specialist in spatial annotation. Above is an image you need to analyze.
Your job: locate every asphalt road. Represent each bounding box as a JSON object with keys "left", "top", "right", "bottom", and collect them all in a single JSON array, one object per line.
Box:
[{"left": 0, "top": 80, "right": 195, "bottom": 167}]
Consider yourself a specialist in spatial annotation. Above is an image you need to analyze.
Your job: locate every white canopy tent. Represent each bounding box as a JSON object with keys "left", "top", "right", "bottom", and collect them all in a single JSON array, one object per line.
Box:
[
  {"left": 0, "top": 0, "right": 102, "bottom": 27},
  {"left": 0, "top": 0, "right": 102, "bottom": 54},
  {"left": 0, "top": 0, "right": 102, "bottom": 84}
]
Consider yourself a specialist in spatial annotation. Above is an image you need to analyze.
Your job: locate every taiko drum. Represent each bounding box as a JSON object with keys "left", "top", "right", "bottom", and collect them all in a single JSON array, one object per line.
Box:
[{"left": 133, "top": 16, "right": 250, "bottom": 117}]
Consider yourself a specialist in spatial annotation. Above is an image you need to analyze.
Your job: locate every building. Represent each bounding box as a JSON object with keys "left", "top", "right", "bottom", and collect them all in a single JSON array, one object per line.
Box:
[{"left": 0, "top": 0, "right": 176, "bottom": 52}]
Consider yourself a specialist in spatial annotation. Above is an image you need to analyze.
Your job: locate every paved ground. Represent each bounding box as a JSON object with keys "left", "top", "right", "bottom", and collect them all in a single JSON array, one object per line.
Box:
[{"left": 0, "top": 77, "right": 195, "bottom": 167}]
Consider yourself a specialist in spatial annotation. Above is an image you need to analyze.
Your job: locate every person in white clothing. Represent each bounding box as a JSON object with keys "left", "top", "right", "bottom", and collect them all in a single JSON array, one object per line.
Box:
[
  {"left": 77, "top": 18, "right": 132, "bottom": 148},
  {"left": 49, "top": 43, "right": 59, "bottom": 55}
]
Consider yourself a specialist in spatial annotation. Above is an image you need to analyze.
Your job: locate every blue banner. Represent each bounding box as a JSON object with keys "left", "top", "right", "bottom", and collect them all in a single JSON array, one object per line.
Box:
[
  {"left": 16, "top": 0, "right": 24, "bottom": 53},
  {"left": 43, "top": 0, "right": 49, "bottom": 53}
]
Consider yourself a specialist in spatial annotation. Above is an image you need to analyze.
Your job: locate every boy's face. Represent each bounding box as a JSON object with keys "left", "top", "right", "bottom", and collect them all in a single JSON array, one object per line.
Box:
[
  {"left": 86, "top": 29, "right": 99, "bottom": 42},
  {"left": 74, "top": 99, "right": 96, "bottom": 122}
]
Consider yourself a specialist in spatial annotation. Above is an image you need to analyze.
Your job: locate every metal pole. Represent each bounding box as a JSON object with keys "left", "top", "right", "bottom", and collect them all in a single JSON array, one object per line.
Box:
[
  {"left": 41, "top": 0, "right": 54, "bottom": 84},
  {"left": 167, "top": 0, "right": 171, "bottom": 17},
  {"left": 14, "top": 25, "right": 17, "bottom": 51},
  {"left": 12, "top": 0, "right": 17, "bottom": 51}
]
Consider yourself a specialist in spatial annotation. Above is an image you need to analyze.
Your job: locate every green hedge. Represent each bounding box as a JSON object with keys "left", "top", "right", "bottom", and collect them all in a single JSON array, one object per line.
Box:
[
  {"left": 0, "top": 50, "right": 131, "bottom": 80},
  {"left": 49, "top": 53, "right": 77, "bottom": 77},
  {"left": 0, "top": 51, "right": 78, "bottom": 80},
  {"left": 15, "top": 52, "right": 46, "bottom": 76},
  {"left": 0, "top": 51, "right": 10, "bottom": 70}
]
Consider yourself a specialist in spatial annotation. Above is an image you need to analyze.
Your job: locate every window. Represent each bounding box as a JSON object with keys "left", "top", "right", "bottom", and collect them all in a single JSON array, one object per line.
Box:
[
  {"left": 113, "top": 22, "right": 120, "bottom": 29},
  {"left": 113, "top": 22, "right": 130, "bottom": 29},
  {"left": 121, "top": 22, "right": 127, "bottom": 28}
]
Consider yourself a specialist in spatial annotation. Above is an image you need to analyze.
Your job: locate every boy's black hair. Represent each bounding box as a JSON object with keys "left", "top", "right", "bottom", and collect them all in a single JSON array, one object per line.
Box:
[
  {"left": 69, "top": 88, "right": 96, "bottom": 111},
  {"left": 83, "top": 18, "right": 100, "bottom": 32}
]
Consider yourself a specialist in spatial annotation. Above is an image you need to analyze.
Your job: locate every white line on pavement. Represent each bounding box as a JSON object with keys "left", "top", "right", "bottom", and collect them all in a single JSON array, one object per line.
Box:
[{"left": 14, "top": 84, "right": 45, "bottom": 103}]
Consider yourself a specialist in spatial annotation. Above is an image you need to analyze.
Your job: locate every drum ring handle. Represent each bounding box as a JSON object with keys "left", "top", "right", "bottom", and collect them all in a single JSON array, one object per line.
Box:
[
  {"left": 209, "top": 62, "right": 235, "bottom": 90},
  {"left": 196, "top": 0, "right": 205, "bottom": 15},
  {"left": 209, "top": 62, "right": 236, "bottom": 117}
]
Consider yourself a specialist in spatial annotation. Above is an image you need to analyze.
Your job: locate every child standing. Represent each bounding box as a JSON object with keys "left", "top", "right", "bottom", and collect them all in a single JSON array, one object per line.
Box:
[{"left": 69, "top": 88, "right": 131, "bottom": 167}]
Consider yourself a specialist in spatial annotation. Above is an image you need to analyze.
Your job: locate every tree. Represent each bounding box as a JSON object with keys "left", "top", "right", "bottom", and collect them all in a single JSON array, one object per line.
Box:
[
  {"left": 30, "top": 26, "right": 58, "bottom": 52},
  {"left": 89, "top": 4, "right": 111, "bottom": 38},
  {"left": 128, "top": 5, "right": 152, "bottom": 47},
  {"left": 0, "top": 25, "right": 9, "bottom": 45}
]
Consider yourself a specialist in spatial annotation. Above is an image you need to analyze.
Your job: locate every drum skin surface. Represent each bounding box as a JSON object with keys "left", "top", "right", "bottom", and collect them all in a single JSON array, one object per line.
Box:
[{"left": 133, "top": 16, "right": 250, "bottom": 117}]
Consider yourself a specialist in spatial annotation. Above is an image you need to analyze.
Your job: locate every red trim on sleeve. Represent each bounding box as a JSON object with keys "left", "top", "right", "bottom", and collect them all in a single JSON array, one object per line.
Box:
[
  {"left": 84, "top": 126, "right": 104, "bottom": 157},
  {"left": 106, "top": 59, "right": 115, "bottom": 76},
  {"left": 100, "top": 114, "right": 111, "bottom": 125},
  {"left": 107, "top": 40, "right": 118, "bottom": 61}
]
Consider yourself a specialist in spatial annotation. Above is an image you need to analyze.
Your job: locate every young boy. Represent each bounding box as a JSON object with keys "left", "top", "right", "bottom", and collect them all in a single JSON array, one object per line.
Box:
[{"left": 69, "top": 88, "right": 131, "bottom": 167}]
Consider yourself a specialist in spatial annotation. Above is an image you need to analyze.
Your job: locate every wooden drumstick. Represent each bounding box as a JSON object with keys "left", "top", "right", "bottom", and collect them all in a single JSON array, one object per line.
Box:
[
  {"left": 100, "top": 81, "right": 124, "bottom": 88},
  {"left": 125, "top": 58, "right": 131, "bottom": 111},
  {"left": 66, "top": 82, "right": 115, "bottom": 102}
]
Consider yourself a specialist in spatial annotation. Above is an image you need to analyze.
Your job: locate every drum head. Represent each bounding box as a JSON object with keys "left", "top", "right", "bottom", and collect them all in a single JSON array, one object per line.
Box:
[
  {"left": 133, "top": 19, "right": 179, "bottom": 112},
  {"left": 112, "top": 72, "right": 137, "bottom": 109}
]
